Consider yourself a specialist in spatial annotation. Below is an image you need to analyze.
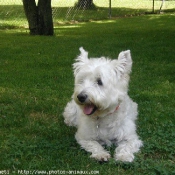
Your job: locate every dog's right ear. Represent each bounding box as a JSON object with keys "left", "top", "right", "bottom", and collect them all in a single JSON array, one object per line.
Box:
[
  {"left": 112, "top": 50, "right": 132, "bottom": 79},
  {"left": 73, "top": 47, "right": 89, "bottom": 76}
]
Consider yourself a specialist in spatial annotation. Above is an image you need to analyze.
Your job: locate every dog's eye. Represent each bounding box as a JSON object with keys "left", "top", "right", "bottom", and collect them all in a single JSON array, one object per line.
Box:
[{"left": 97, "top": 78, "right": 103, "bottom": 86}]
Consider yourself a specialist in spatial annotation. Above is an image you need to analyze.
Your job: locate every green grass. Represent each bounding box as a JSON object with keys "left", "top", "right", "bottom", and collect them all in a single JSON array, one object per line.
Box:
[{"left": 0, "top": 13, "right": 175, "bottom": 174}]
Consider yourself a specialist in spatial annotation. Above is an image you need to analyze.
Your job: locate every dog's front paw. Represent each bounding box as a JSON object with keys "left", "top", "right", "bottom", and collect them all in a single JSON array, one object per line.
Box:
[
  {"left": 90, "top": 152, "right": 111, "bottom": 162},
  {"left": 115, "top": 152, "right": 134, "bottom": 162}
]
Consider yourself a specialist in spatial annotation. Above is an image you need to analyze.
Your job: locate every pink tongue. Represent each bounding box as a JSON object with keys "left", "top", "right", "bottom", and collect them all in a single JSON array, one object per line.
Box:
[{"left": 83, "top": 104, "right": 95, "bottom": 115}]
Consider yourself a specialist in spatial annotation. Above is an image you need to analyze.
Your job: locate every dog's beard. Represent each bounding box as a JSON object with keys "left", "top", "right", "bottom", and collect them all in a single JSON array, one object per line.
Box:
[{"left": 77, "top": 100, "right": 110, "bottom": 117}]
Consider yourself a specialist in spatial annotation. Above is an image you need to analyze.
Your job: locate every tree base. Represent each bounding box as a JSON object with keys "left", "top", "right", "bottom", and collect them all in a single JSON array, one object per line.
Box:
[
  {"left": 23, "top": 0, "right": 53, "bottom": 36},
  {"left": 75, "top": 0, "right": 96, "bottom": 10}
]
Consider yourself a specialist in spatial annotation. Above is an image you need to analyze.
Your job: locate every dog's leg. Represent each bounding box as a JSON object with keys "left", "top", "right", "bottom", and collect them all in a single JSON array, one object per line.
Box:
[
  {"left": 114, "top": 135, "right": 143, "bottom": 162},
  {"left": 113, "top": 97, "right": 143, "bottom": 162},
  {"left": 77, "top": 140, "right": 111, "bottom": 161},
  {"left": 63, "top": 100, "right": 79, "bottom": 127}
]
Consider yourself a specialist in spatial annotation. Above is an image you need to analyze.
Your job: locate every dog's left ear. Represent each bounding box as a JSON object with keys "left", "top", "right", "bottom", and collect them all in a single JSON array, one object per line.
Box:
[
  {"left": 73, "top": 47, "right": 89, "bottom": 76},
  {"left": 112, "top": 50, "right": 132, "bottom": 78}
]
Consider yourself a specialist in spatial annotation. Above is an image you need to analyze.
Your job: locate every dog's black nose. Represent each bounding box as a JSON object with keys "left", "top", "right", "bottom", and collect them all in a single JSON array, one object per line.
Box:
[{"left": 77, "top": 93, "right": 87, "bottom": 103}]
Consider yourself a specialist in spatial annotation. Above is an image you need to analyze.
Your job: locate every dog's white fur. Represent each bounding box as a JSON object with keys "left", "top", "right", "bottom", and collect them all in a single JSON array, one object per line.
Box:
[{"left": 63, "top": 47, "right": 143, "bottom": 162}]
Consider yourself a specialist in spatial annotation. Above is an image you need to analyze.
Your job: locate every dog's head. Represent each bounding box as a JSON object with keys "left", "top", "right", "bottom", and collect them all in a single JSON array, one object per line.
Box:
[{"left": 73, "top": 47, "right": 132, "bottom": 117}]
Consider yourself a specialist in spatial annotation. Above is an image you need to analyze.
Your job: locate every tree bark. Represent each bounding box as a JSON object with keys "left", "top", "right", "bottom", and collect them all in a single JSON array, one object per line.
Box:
[
  {"left": 22, "top": 0, "right": 53, "bottom": 35},
  {"left": 77, "top": 0, "right": 93, "bottom": 9},
  {"left": 38, "top": 0, "right": 53, "bottom": 35},
  {"left": 23, "top": 0, "right": 38, "bottom": 35}
]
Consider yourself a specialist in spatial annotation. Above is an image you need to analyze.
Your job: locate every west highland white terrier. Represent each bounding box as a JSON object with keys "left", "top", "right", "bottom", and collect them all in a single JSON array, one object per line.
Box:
[{"left": 63, "top": 47, "right": 143, "bottom": 162}]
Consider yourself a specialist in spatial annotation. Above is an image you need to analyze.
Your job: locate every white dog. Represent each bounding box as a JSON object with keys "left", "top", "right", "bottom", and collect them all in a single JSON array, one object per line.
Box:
[{"left": 63, "top": 47, "right": 143, "bottom": 162}]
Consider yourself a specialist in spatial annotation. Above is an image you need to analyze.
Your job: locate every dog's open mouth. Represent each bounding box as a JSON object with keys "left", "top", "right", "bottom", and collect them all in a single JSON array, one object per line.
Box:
[{"left": 83, "top": 104, "right": 97, "bottom": 115}]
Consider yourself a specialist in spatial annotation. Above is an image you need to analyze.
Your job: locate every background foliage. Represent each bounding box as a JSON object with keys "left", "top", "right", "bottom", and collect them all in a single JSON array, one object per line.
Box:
[{"left": 0, "top": 0, "right": 175, "bottom": 28}]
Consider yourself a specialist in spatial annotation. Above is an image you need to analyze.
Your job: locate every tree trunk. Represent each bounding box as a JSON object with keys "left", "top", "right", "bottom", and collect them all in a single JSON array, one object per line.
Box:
[
  {"left": 23, "top": 0, "right": 38, "bottom": 35},
  {"left": 22, "top": 0, "right": 53, "bottom": 35},
  {"left": 77, "top": 0, "right": 93, "bottom": 9},
  {"left": 38, "top": 0, "right": 53, "bottom": 35}
]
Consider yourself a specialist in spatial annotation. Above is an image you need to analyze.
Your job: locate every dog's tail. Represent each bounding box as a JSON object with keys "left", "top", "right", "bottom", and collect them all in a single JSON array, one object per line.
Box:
[{"left": 63, "top": 100, "right": 79, "bottom": 127}]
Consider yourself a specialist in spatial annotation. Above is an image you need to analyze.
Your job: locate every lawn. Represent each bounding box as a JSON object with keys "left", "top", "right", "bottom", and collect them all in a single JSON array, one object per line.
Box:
[{"left": 0, "top": 12, "right": 175, "bottom": 175}]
